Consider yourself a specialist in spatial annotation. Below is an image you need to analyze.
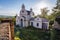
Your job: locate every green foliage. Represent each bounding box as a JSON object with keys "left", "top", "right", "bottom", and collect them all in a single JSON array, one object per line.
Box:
[
  {"left": 54, "top": 0, "right": 60, "bottom": 9},
  {"left": 15, "top": 26, "right": 50, "bottom": 40},
  {"left": 55, "top": 18, "right": 60, "bottom": 24},
  {"left": 50, "top": 29, "right": 60, "bottom": 40},
  {"left": 49, "top": 20, "right": 54, "bottom": 25},
  {"left": 16, "top": 31, "right": 20, "bottom": 37},
  {"left": 54, "top": 29, "right": 60, "bottom": 40},
  {"left": 15, "top": 25, "right": 60, "bottom": 40},
  {"left": 14, "top": 37, "right": 21, "bottom": 40}
]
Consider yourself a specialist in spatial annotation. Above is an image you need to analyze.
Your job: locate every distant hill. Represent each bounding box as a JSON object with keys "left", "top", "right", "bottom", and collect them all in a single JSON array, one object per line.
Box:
[{"left": 0, "top": 15, "right": 15, "bottom": 18}]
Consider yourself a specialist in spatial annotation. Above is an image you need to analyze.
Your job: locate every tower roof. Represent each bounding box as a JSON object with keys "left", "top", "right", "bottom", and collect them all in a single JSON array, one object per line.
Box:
[
  {"left": 30, "top": 8, "right": 33, "bottom": 11},
  {"left": 22, "top": 4, "right": 25, "bottom": 9}
]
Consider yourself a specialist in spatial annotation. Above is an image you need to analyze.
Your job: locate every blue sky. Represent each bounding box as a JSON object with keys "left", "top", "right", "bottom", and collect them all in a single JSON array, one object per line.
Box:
[{"left": 0, "top": 0, "right": 57, "bottom": 16}]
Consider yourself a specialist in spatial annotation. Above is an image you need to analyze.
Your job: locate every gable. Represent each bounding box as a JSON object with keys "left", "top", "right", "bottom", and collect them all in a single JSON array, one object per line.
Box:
[{"left": 35, "top": 17, "right": 42, "bottom": 21}]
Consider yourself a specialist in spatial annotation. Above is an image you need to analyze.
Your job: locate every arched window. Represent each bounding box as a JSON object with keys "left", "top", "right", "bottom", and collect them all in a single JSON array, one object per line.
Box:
[
  {"left": 21, "top": 19, "right": 23, "bottom": 21},
  {"left": 37, "top": 23, "right": 39, "bottom": 27},
  {"left": 21, "top": 19, "right": 23, "bottom": 27},
  {"left": 22, "top": 10, "right": 24, "bottom": 13}
]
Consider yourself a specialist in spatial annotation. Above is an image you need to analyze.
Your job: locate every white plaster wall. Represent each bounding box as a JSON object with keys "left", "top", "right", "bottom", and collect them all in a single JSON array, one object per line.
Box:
[
  {"left": 30, "top": 11, "right": 34, "bottom": 17},
  {"left": 20, "top": 10, "right": 27, "bottom": 16},
  {"left": 30, "top": 21, "right": 34, "bottom": 26},
  {"left": 30, "top": 17, "right": 42, "bottom": 28},
  {"left": 34, "top": 17, "right": 42, "bottom": 28},
  {"left": 19, "top": 16, "right": 29, "bottom": 27},
  {"left": 33, "top": 21, "right": 42, "bottom": 28},
  {"left": 27, "top": 15, "right": 31, "bottom": 20},
  {"left": 24, "top": 20, "right": 28, "bottom": 27},
  {"left": 30, "top": 21, "right": 42, "bottom": 29},
  {"left": 19, "top": 17, "right": 24, "bottom": 27},
  {"left": 35, "top": 17, "right": 42, "bottom": 21}
]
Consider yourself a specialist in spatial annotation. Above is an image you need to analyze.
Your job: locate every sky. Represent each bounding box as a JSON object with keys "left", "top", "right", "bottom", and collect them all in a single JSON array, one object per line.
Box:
[{"left": 0, "top": 0, "right": 57, "bottom": 16}]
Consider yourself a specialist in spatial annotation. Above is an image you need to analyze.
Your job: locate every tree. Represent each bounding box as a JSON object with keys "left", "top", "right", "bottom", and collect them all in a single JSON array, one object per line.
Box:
[
  {"left": 49, "top": 0, "right": 60, "bottom": 21},
  {"left": 53, "top": 0, "right": 60, "bottom": 12},
  {"left": 41, "top": 8, "right": 49, "bottom": 18}
]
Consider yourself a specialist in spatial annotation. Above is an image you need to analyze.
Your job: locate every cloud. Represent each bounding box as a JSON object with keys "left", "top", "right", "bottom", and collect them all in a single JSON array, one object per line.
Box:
[
  {"left": 0, "top": 0, "right": 56, "bottom": 16},
  {"left": 32, "top": 0, "right": 56, "bottom": 15},
  {"left": 0, "top": 9, "right": 16, "bottom": 16}
]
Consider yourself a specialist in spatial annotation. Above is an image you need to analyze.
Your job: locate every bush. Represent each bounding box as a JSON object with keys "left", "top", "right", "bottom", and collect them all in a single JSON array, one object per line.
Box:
[{"left": 14, "top": 37, "right": 21, "bottom": 40}]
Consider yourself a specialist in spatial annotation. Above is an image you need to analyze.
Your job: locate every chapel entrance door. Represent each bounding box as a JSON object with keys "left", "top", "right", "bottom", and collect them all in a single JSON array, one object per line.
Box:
[
  {"left": 42, "top": 23, "right": 47, "bottom": 29},
  {"left": 21, "top": 19, "right": 23, "bottom": 27}
]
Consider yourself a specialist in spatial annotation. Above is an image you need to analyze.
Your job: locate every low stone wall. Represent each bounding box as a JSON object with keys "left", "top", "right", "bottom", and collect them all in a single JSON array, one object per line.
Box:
[{"left": 0, "top": 19, "right": 14, "bottom": 40}]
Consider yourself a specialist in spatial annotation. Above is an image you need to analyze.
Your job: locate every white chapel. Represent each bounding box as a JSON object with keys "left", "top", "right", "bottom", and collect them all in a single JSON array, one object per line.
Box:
[{"left": 16, "top": 4, "right": 49, "bottom": 29}]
